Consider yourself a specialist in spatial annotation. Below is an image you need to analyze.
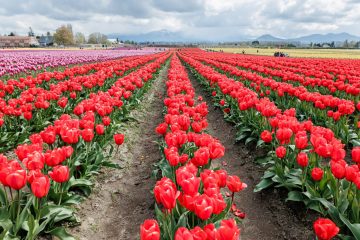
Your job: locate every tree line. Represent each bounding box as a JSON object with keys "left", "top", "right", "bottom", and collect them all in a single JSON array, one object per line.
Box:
[{"left": 53, "top": 24, "right": 109, "bottom": 46}]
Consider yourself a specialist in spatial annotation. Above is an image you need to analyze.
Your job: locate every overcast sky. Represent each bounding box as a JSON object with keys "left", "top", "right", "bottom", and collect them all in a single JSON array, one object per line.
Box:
[{"left": 1, "top": 0, "right": 359, "bottom": 40}]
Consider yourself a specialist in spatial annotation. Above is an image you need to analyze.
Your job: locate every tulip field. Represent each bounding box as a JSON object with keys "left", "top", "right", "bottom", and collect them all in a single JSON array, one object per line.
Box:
[{"left": 0, "top": 48, "right": 359, "bottom": 240}]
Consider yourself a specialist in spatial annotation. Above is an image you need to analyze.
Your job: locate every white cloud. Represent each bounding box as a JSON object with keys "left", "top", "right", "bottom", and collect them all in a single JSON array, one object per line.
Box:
[{"left": 0, "top": 0, "right": 359, "bottom": 40}]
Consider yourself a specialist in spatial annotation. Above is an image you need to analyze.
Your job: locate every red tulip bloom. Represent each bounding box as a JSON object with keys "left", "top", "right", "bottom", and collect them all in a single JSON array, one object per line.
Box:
[
  {"left": 23, "top": 151, "right": 45, "bottom": 170},
  {"left": 175, "top": 227, "right": 194, "bottom": 240},
  {"left": 114, "top": 134, "right": 125, "bottom": 145},
  {"left": 40, "top": 130, "right": 56, "bottom": 145},
  {"left": 226, "top": 175, "right": 247, "bottom": 193},
  {"left": 31, "top": 175, "right": 50, "bottom": 198},
  {"left": 190, "top": 226, "right": 207, "bottom": 240},
  {"left": 260, "top": 130, "right": 272, "bottom": 143},
  {"left": 296, "top": 152, "right": 309, "bottom": 168},
  {"left": 82, "top": 129, "right": 94, "bottom": 142},
  {"left": 313, "top": 218, "right": 339, "bottom": 240},
  {"left": 140, "top": 219, "right": 160, "bottom": 240},
  {"left": 194, "top": 194, "right": 214, "bottom": 220},
  {"left": 102, "top": 116, "right": 111, "bottom": 126},
  {"left": 311, "top": 168, "right": 324, "bottom": 181},
  {"left": 275, "top": 146, "right": 286, "bottom": 158},
  {"left": 44, "top": 148, "right": 66, "bottom": 166},
  {"left": 330, "top": 162, "right": 345, "bottom": 179},
  {"left": 95, "top": 124, "right": 105, "bottom": 135},
  {"left": 155, "top": 122, "right": 168, "bottom": 135},
  {"left": 191, "top": 147, "right": 210, "bottom": 167},
  {"left": 276, "top": 128, "right": 293, "bottom": 144},
  {"left": 208, "top": 141, "right": 225, "bottom": 159},
  {"left": 153, "top": 177, "right": 179, "bottom": 210},
  {"left": 61, "top": 128, "right": 80, "bottom": 144},
  {"left": 295, "top": 132, "right": 308, "bottom": 150},
  {"left": 218, "top": 219, "right": 240, "bottom": 240},
  {"left": 23, "top": 111, "right": 32, "bottom": 121},
  {"left": 6, "top": 169, "right": 26, "bottom": 190},
  {"left": 204, "top": 223, "right": 220, "bottom": 240},
  {"left": 352, "top": 147, "right": 360, "bottom": 163},
  {"left": 48, "top": 165, "right": 70, "bottom": 183}
]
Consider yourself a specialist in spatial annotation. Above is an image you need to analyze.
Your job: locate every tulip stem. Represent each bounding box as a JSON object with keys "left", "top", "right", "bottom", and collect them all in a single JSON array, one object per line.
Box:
[
  {"left": 17, "top": 190, "right": 21, "bottom": 220},
  {"left": 36, "top": 197, "right": 42, "bottom": 222},
  {"left": 3, "top": 186, "right": 8, "bottom": 206},
  {"left": 58, "top": 183, "right": 63, "bottom": 205},
  {"left": 9, "top": 188, "right": 14, "bottom": 202}
]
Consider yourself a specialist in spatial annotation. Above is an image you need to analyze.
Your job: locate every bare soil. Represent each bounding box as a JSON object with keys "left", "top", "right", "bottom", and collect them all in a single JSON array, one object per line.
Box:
[{"left": 68, "top": 64, "right": 168, "bottom": 240}]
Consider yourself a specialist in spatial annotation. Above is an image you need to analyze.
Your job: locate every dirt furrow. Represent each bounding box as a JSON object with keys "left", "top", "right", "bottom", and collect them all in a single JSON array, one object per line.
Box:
[{"left": 68, "top": 63, "right": 168, "bottom": 240}]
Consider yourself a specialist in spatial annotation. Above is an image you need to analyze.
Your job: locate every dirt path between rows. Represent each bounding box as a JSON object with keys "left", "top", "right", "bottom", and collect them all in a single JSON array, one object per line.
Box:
[
  {"left": 68, "top": 63, "right": 168, "bottom": 240},
  {"left": 186, "top": 67, "right": 315, "bottom": 240}
]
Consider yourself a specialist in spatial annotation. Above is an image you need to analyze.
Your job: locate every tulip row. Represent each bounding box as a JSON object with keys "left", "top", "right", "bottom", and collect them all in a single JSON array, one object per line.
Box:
[
  {"left": 0, "top": 52, "right": 170, "bottom": 239},
  {"left": 0, "top": 53, "right": 165, "bottom": 152},
  {"left": 179, "top": 51, "right": 359, "bottom": 239},
  {"left": 201, "top": 52, "right": 360, "bottom": 99},
  {"left": 186, "top": 52, "right": 359, "bottom": 146},
  {"left": 0, "top": 48, "right": 161, "bottom": 78},
  {"left": 0, "top": 54, "right": 150, "bottom": 100},
  {"left": 140, "top": 54, "right": 246, "bottom": 240}
]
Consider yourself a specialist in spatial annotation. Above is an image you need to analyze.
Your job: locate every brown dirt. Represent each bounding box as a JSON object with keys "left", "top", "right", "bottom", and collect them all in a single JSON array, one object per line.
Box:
[
  {"left": 187, "top": 67, "right": 316, "bottom": 240},
  {"left": 67, "top": 63, "right": 168, "bottom": 240}
]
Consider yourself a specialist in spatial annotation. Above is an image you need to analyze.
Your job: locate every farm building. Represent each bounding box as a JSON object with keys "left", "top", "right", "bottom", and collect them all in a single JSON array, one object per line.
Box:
[
  {"left": 38, "top": 35, "right": 54, "bottom": 46},
  {"left": 0, "top": 36, "right": 39, "bottom": 48}
]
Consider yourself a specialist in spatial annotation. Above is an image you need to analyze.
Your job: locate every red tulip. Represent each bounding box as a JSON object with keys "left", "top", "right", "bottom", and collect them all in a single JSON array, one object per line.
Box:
[
  {"left": 114, "top": 134, "right": 125, "bottom": 145},
  {"left": 352, "top": 147, "right": 360, "bottom": 163},
  {"left": 275, "top": 146, "right": 286, "bottom": 158},
  {"left": 296, "top": 152, "right": 309, "bottom": 168},
  {"left": 140, "top": 219, "right": 160, "bottom": 240},
  {"left": 153, "top": 177, "right": 179, "bottom": 210},
  {"left": 311, "top": 168, "right": 324, "bottom": 181},
  {"left": 175, "top": 227, "right": 194, "bottom": 240},
  {"left": 313, "top": 218, "right": 339, "bottom": 240},
  {"left": 31, "top": 175, "right": 50, "bottom": 198},
  {"left": 95, "top": 124, "right": 105, "bottom": 135},
  {"left": 102, "top": 116, "right": 111, "bottom": 126},
  {"left": 226, "top": 175, "right": 247, "bottom": 193},
  {"left": 40, "top": 130, "right": 56, "bottom": 145},
  {"left": 23, "top": 111, "right": 32, "bottom": 121},
  {"left": 6, "top": 169, "right": 26, "bottom": 190},
  {"left": 23, "top": 151, "right": 45, "bottom": 170},
  {"left": 204, "top": 223, "right": 220, "bottom": 240},
  {"left": 191, "top": 147, "right": 210, "bottom": 167},
  {"left": 260, "top": 130, "right": 272, "bottom": 143},
  {"left": 48, "top": 165, "right": 70, "bottom": 183},
  {"left": 155, "top": 123, "right": 168, "bottom": 135},
  {"left": 208, "top": 141, "right": 225, "bottom": 159},
  {"left": 330, "top": 162, "right": 345, "bottom": 179},
  {"left": 81, "top": 129, "right": 94, "bottom": 142},
  {"left": 194, "top": 194, "right": 214, "bottom": 220},
  {"left": 218, "top": 219, "right": 240, "bottom": 240},
  {"left": 190, "top": 226, "right": 207, "bottom": 240},
  {"left": 276, "top": 128, "right": 293, "bottom": 144},
  {"left": 295, "top": 132, "right": 308, "bottom": 150}
]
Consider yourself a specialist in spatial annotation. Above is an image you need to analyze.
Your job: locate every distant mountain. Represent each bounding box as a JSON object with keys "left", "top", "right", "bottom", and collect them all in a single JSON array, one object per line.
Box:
[
  {"left": 256, "top": 32, "right": 360, "bottom": 44},
  {"left": 107, "top": 29, "right": 191, "bottom": 43},
  {"left": 107, "top": 30, "right": 360, "bottom": 44},
  {"left": 290, "top": 32, "right": 360, "bottom": 43},
  {"left": 256, "top": 34, "right": 285, "bottom": 42}
]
